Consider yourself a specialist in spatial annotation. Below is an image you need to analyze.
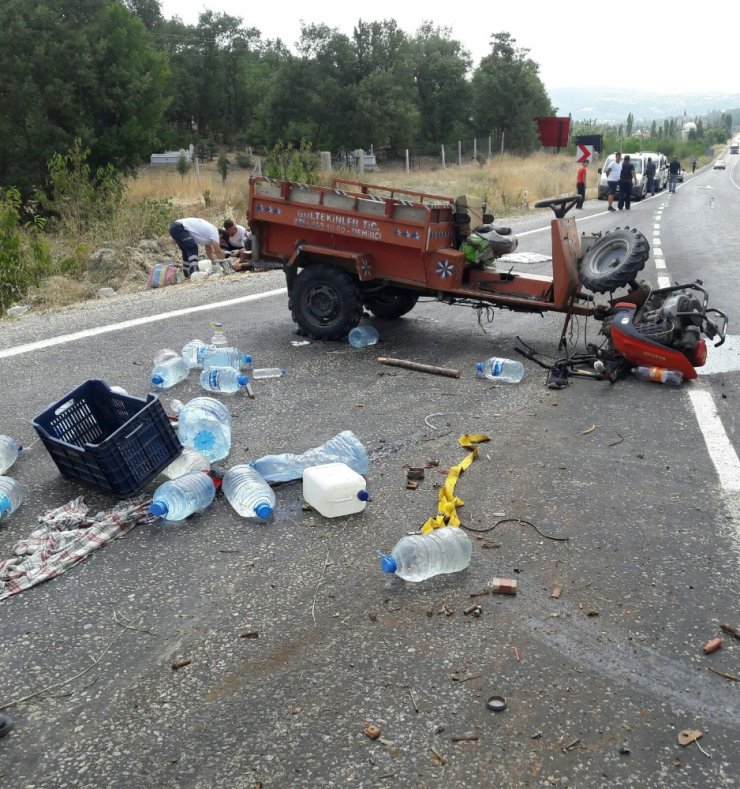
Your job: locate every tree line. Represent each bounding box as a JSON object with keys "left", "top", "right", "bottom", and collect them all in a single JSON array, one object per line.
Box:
[{"left": 0, "top": 0, "right": 553, "bottom": 199}]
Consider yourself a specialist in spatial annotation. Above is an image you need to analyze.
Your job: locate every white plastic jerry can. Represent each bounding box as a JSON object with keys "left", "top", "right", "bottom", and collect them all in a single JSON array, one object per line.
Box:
[{"left": 302, "top": 462, "right": 369, "bottom": 518}]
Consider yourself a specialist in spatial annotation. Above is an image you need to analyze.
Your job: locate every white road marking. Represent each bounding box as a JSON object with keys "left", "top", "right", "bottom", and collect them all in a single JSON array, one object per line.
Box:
[
  {"left": 688, "top": 386, "right": 740, "bottom": 493},
  {"left": 0, "top": 288, "right": 288, "bottom": 360},
  {"left": 655, "top": 259, "right": 666, "bottom": 270},
  {"left": 657, "top": 275, "right": 671, "bottom": 288}
]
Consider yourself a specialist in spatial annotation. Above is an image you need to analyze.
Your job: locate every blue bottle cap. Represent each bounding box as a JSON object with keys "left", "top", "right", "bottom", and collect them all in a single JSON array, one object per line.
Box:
[
  {"left": 0, "top": 496, "right": 10, "bottom": 517},
  {"left": 357, "top": 490, "right": 369, "bottom": 502},
  {"left": 475, "top": 362, "right": 483, "bottom": 373},
  {"left": 149, "top": 500, "right": 168, "bottom": 518},
  {"left": 151, "top": 375, "right": 164, "bottom": 386},
  {"left": 255, "top": 502, "right": 273, "bottom": 519},
  {"left": 237, "top": 375, "right": 249, "bottom": 387},
  {"left": 242, "top": 354, "right": 253, "bottom": 365},
  {"left": 379, "top": 552, "right": 397, "bottom": 574}
]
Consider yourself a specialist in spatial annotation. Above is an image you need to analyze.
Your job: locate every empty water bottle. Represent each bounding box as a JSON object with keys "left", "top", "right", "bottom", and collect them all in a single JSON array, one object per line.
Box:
[
  {"left": 348, "top": 325, "right": 379, "bottom": 348},
  {"left": 0, "top": 436, "right": 22, "bottom": 475},
  {"left": 171, "top": 397, "right": 232, "bottom": 461},
  {"left": 149, "top": 471, "right": 216, "bottom": 521},
  {"left": 632, "top": 366, "right": 683, "bottom": 386},
  {"left": 154, "top": 348, "right": 180, "bottom": 365},
  {"left": 378, "top": 526, "right": 472, "bottom": 582},
  {"left": 222, "top": 465, "right": 275, "bottom": 519},
  {"left": 210, "top": 321, "right": 227, "bottom": 346},
  {"left": 151, "top": 354, "right": 189, "bottom": 389},
  {"left": 160, "top": 446, "right": 211, "bottom": 480},
  {"left": 0, "top": 476, "right": 24, "bottom": 522},
  {"left": 181, "top": 339, "right": 207, "bottom": 367},
  {"left": 199, "top": 366, "right": 250, "bottom": 393},
  {"left": 252, "top": 368, "right": 286, "bottom": 380},
  {"left": 475, "top": 357, "right": 525, "bottom": 384},
  {"left": 250, "top": 430, "right": 368, "bottom": 483}
]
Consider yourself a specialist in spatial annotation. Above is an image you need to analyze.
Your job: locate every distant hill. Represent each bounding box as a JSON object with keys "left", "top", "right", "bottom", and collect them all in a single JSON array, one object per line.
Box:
[{"left": 549, "top": 87, "right": 740, "bottom": 124}]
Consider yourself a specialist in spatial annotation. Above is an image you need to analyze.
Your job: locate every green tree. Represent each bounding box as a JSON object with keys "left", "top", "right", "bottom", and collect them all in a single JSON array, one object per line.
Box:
[
  {"left": 626, "top": 112, "right": 634, "bottom": 137},
  {"left": 411, "top": 22, "right": 472, "bottom": 145},
  {"left": 217, "top": 152, "right": 230, "bottom": 183},
  {"left": 176, "top": 153, "right": 191, "bottom": 179},
  {"left": 0, "top": 0, "right": 170, "bottom": 198},
  {"left": 470, "top": 33, "right": 552, "bottom": 152}
]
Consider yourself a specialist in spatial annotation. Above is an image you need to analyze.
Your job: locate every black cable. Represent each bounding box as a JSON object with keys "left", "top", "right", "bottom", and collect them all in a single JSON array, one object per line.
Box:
[{"left": 462, "top": 518, "right": 570, "bottom": 541}]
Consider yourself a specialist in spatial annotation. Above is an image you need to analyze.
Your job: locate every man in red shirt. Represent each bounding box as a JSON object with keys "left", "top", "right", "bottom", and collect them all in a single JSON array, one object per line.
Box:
[{"left": 576, "top": 161, "right": 588, "bottom": 208}]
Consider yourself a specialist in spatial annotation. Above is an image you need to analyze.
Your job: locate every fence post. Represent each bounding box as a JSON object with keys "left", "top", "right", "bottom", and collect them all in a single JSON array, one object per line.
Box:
[
  {"left": 441, "top": 145, "right": 446, "bottom": 169},
  {"left": 458, "top": 141, "right": 462, "bottom": 166},
  {"left": 473, "top": 138, "right": 477, "bottom": 160},
  {"left": 500, "top": 132, "right": 505, "bottom": 156},
  {"left": 488, "top": 137, "right": 492, "bottom": 158},
  {"left": 405, "top": 149, "right": 410, "bottom": 173}
]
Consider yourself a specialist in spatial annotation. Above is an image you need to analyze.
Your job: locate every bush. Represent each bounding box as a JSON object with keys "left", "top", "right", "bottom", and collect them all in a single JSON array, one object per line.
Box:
[
  {"left": 0, "top": 188, "right": 54, "bottom": 311},
  {"left": 265, "top": 140, "right": 320, "bottom": 183},
  {"left": 236, "top": 153, "right": 253, "bottom": 169}
]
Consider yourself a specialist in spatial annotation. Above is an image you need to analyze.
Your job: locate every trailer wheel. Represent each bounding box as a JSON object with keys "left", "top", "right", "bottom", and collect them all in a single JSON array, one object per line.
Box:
[
  {"left": 290, "top": 264, "right": 363, "bottom": 340},
  {"left": 579, "top": 226, "right": 649, "bottom": 293},
  {"left": 363, "top": 288, "right": 419, "bottom": 319}
]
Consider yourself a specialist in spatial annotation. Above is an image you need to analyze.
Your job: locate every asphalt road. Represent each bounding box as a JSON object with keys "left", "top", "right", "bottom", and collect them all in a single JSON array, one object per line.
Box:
[{"left": 1, "top": 164, "right": 738, "bottom": 788}]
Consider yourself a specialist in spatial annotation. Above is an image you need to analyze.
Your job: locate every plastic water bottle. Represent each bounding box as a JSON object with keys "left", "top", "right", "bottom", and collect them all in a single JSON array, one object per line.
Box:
[
  {"left": 210, "top": 321, "right": 227, "bottom": 346},
  {"left": 151, "top": 354, "right": 189, "bottom": 389},
  {"left": 632, "top": 366, "right": 683, "bottom": 386},
  {"left": 475, "top": 357, "right": 525, "bottom": 384},
  {"left": 222, "top": 465, "right": 275, "bottom": 519},
  {"left": 250, "top": 430, "right": 368, "bottom": 483},
  {"left": 348, "top": 325, "right": 379, "bottom": 348},
  {"left": 0, "top": 476, "right": 24, "bottom": 521},
  {"left": 171, "top": 397, "right": 232, "bottom": 461},
  {"left": 252, "top": 368, "right": 286, "bottom": 380},
  {"left": 160, "top": 446, "right": 211, "bottom": 480},
  {"left": 0, "top": 436, "right": 22, "bottom": 475},
  {"left": 181, "top": 339, "right": 207, "bottom": 368},
  {"left": 378, "top": 526, "right": 472, "bottom": 582},
  {"left": 154, "top": 348, "right": 180, "bottom": 365},
  {"left": 149, "top": 471, "right": 216, "bottom": 521},
  {"left": 199, "top": 366, "right": 250, "bottom": 393}
]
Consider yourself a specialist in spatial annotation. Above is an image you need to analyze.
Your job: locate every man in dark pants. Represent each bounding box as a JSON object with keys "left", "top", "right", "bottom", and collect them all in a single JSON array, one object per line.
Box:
[
  {"left": 668, "top": 156, "right": 681, "bottom": 192},
  {"left": 169, "top": 217, "right": 225, "bottom": 278},
  {"left": 575, "top": 161, "right": 588, "bottom": 208},
  {"left": 645, "top": 157, "right": 656, "bottom": 196},
  {"left": 617, "top": 154, "right": 636, "bottom": 210}
]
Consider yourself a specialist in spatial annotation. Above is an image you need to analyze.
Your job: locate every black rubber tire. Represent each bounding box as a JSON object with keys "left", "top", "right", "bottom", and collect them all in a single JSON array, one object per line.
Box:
[
  {"left": 579, "top": 226, "right": 649, "bottom": 293},
  {"left": 363, "top": 288, "right": 419, "bottom": 319},
  {"left": 289, "top": 264, "right": 363, "bottom": 340}
]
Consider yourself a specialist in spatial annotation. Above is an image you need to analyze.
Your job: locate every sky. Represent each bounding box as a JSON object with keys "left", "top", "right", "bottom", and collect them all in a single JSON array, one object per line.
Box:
[{"left": 157, "top": 0, "right": 737, "bottom": 96}]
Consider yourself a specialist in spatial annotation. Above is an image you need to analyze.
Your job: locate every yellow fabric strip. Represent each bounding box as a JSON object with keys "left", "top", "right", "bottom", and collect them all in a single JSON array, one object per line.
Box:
[{"left": 420, "top": 433, "right": 490, "bottom": 533}]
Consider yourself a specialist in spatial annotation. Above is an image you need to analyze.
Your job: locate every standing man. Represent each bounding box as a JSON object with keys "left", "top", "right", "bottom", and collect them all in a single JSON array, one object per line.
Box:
[
  {"left": 617, "top": 154, "right": 636, "bottom": 211},
  {"left": 668, "top": 156, "right": 681, "bottom": 193},
  {"left": 691, "top": 157, "right": 697, "bottom": 173},
  {"left": 645, "top": 157, "right": 656, "bottom": 196},
  {"left": 575, "top": 161, "right": 588, "bottom": 208},
  {"left": 169, "top": 217, "right": 225, "bottom": 278},
  {"left": 606, "top": 152, "right": 622, "bottom": 212}
]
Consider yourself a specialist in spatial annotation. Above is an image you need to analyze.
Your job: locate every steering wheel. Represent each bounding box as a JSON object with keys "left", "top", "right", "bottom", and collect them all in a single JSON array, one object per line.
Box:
[{"left": 533, "top": 195, "right": 581, "bottom": 218}]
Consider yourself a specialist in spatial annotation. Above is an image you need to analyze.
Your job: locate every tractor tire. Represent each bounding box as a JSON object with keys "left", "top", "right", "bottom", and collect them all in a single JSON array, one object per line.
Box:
[
  {"left": 579, "top": 226, "right": 649, "bottom": 293},
  {"left": 363, "top": 288, "right": 419, "bottom": 319},
  {"left": 289, "top": 263, "right": 363, "bottom": 340}
]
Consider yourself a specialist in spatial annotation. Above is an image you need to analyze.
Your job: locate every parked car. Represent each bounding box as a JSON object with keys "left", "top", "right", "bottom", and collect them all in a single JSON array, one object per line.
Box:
[
  {"left": 714, "top": 160, "right": 726, "bottom": 170},
  {"left": 597, "top": 152, "right": 666, "bottom": 200}
]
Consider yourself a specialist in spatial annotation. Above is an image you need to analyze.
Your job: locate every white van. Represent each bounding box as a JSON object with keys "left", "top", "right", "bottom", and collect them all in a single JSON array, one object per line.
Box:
[{"left": 597, "top": 152, "right": 667, "bottom": 200}]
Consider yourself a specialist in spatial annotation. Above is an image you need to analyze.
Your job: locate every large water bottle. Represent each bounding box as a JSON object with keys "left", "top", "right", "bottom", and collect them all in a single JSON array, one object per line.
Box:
[
  {"left": 0, "top": 436, "right": 22, "bottom": 475},
  {"left": 378, "top": 526, "right": 472, "bottom": 582},
  {"left": 149, "top": 471, "right": 216, "bottom": 521},
  {"left": 172, "top": 397, "right": 232, "bottom": 461},
  {"left": 160, "top": 446, "right": 211, "bottom": 480},
  {"left": 0, "top": 476, "right": 24, "bottom": 522},
  {"left": 222, "top": 465, "right": 275, "bottom": 519},
  {"left": 151, "top": 354, "right": 190, "bottom": 389},
  {"left": 348, "top": 325, "right": 379, "bottom": 348},
  {"left": 154, "top": 348, "right": 180, "bottom": 364},
  {"left": 250, "top": 430, "right": 368, "bottom": 483},
  {"left": 475, "top": 357, "right": 525, "bottom": 384},
  {"left": 202, "top": 347, "right": 252, "bottom": 369},
  {"left": 181, "top": 339, "right": 207, "bottom": 368},
  {"left": 199, "top": 366, "right": 250, "bottom": 393}
]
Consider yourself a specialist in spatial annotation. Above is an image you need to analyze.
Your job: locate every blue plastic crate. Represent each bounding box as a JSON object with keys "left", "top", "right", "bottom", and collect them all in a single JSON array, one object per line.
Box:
[{"left": 32, "top": 380, "right": 181, "bottom": 497}]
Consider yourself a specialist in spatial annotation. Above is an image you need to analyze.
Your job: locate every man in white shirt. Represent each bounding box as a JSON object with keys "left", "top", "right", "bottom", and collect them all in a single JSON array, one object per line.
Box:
[
  {"left": 220, "top": 218, "right": 253, "bottom": 270},
  {"left": 169, "top": 217, "right": 225, "bottom": 277}
]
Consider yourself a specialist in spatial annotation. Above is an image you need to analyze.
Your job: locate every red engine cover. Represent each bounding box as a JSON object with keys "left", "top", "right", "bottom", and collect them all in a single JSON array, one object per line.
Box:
[{"left": 610, "top": 304, "right": 698, "bottom": 380}]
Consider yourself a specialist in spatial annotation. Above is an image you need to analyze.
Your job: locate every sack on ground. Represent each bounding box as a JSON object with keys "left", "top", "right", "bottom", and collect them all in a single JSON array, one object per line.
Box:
[{"left": 148, "top": 263, "right": 180, "bottom": 288}]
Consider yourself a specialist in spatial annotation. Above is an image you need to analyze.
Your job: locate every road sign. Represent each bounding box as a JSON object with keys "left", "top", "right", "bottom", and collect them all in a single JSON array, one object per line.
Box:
[{"left": 576, "top": 144, "right": 594, "bottom": 163}]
